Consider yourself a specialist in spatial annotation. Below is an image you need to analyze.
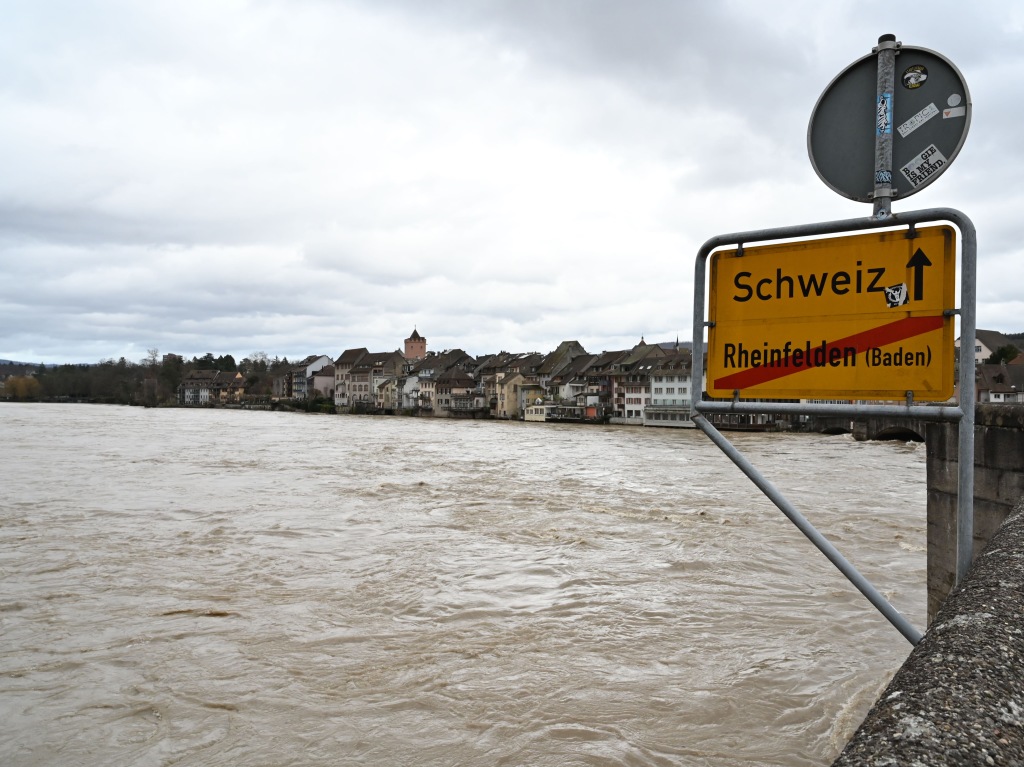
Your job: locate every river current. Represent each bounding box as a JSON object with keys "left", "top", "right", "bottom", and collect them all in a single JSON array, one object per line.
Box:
[{"left": 0, "top": 403, "right": 927, "bottom": 766}]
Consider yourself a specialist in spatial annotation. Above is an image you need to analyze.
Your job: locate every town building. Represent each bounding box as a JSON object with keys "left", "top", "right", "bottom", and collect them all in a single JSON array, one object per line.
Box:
[
  {"left": 975, "top": 363, "right": 1024, "bottom": 403},
  {"left": 178, "top": 369, "right": 246, "bottom": 405},
  {"left": 644, "top": 348, "right": 695, "bottom": 428},
  {"left": 310, "top": 365, "right": 335, "bottom": 401},
  {"left": 404, "top": 328, "right": 427, "bottom": 361},
  {"left": 333, "top": 348, "right": 368, "bottom": 409},
  {"left": 348, "top": 351, "right": 405, "bottom": 412},
  {"left": 435, "top": 366, "right": 485, "bottom": 416},
  {"left": 607, "top": 340, "right": 666, "bottom": 424},
  {"left": 275, "top": 355, "right": 331, "bottom": 400},
  {"left": 956, "top": 329, "right": 1024, "bottom": 365},
  {"left": 400, "top": 349, "right": 474, "bottom": 414}
]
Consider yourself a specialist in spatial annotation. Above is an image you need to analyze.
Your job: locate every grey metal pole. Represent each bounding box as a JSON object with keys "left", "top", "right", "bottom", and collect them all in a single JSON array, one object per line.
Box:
[
  {"left": 956, "top": 220, "right": 978, "bottom": 584},
  {"left": 692, "top": 413, "right": 924, "bottom": 646},
  {"left": 873, "top": 34, "right": 899, "bottom": 219}
]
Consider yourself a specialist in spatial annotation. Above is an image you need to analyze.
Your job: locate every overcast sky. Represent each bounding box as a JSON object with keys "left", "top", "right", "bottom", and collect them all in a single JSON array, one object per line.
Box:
[{"left": 1, "top": 0, "right": 1020, "bottom": 364}]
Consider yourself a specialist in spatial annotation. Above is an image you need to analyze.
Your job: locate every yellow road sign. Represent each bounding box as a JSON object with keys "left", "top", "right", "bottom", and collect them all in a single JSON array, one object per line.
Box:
[{"left": 707, "top": 225, "right": 956, "bottom": 400}]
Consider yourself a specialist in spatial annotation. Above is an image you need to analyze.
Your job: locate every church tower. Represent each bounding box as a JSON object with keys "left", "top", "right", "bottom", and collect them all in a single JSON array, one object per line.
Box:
[{"left": 404, "top": 328, "right": 426, "bottom": 361}]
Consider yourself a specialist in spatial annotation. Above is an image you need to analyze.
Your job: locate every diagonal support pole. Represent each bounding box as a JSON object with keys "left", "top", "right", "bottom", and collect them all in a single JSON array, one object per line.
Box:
[{"left": 692, "top": 413, "right": 923, "bottom": 646}]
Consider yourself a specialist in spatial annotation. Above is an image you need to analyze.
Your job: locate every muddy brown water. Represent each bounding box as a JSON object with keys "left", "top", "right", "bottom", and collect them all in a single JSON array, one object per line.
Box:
[{"left": 0, "top": 404, "right": 926, "bottom": 766}]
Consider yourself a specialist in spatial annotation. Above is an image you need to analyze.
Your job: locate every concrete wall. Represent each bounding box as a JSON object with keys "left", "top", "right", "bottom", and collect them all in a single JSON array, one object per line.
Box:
[
  {"left": 926, "top": 404, "right": 1024, "bottom": 622},
  {"left": 830, "top": 497, "right": 1024, "bottom": 766}
]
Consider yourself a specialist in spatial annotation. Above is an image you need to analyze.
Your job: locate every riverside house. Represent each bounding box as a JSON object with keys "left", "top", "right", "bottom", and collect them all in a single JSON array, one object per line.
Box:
[
  {"left": 178, "top": 369, "right": 246, "bottom": 405},
  {"left": 177, "top": 330, "right": 700, "bottom": 426}
]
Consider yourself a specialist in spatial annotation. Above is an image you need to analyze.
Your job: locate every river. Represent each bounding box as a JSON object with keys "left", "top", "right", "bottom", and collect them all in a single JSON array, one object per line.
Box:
[{"left": 0, "top": 403, "right": 927, "bottom": 766}]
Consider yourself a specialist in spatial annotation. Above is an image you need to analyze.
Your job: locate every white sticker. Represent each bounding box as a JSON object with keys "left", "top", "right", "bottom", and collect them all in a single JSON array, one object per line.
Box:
[
  {"left": 897, "top": 103, "right": 939, "bottom": 137},
  {"left": 943, "top": 105, "right": 967, "bottom": 119},
  {"left": 899, "top": 144, "right": 948, "bottom": 188},
  {"left": 947, "top": 94, "right": 962, "bottom": 107}
]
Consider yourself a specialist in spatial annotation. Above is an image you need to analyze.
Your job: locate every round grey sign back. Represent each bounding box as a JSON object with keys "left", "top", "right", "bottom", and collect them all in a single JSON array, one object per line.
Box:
[{"left": 807, "top": 45, "right": 971, "bottom": 203}]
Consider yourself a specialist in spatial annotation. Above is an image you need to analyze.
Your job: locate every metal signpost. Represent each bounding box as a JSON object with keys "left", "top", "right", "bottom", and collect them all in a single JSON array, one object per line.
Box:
[{"left": 691, "top": 36, "right": 975, "bottom": 645}]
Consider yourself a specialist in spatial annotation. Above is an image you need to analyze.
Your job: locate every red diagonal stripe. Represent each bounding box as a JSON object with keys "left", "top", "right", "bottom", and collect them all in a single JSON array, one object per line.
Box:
[{"left": 713, "top": 314, "right": 944, "bottom": 391}]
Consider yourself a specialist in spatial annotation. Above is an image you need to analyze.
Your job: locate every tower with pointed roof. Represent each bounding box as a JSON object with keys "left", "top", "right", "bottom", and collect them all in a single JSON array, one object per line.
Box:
[{"left": 404, "top": 328, "right": 426, "bottom": 361}]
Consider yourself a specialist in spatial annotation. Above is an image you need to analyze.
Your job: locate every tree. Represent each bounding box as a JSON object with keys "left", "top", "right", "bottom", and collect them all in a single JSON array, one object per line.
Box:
[
  {"left": 215, "top": 354, "right": 237, "bottom": 371},
  {"left": 36, "top": 364, "right": 92, "bottom": 399},
  {"left": 247, "top": 351, "right": 269, "bottom": 373},
  {"left": 3, "top": 376, "right": 41, "bottom": 399},
  {"left": 159, "top": 354, "right": 184, "bottom": 403},
  {"left": 987, "top": 345, "right": 1020, "bottom": 365},
  {"left": 143, "top": 348, "right": 160, "bottom": 367}
]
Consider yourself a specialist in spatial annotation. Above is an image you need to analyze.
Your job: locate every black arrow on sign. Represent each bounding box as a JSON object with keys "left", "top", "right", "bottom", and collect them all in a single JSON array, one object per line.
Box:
[{"left": 907, "top": 248, "right": 932, "bottom": 302}]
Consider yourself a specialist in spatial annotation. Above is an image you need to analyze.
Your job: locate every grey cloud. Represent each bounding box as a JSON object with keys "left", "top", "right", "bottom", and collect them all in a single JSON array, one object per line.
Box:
[{"left": 2, "top": 1, "right": 1022, "bottom": 363}]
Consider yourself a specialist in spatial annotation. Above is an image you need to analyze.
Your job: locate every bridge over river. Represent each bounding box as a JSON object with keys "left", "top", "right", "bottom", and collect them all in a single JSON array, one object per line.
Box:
[{"left": 801, "top": 413, "right": 928, "bottom": 442}]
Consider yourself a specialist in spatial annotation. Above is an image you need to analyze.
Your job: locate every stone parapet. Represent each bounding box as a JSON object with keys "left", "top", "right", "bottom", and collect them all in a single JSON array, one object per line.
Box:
[
  {"left": 831, "top": 497, "right": 1024, "bottom": 766},
  {"left": 926, "top": 404, "right": 1024, "bottom": 621}
]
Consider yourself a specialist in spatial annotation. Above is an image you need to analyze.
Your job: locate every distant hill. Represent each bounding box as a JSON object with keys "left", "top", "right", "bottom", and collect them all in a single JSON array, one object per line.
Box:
[{"left": 0, "top": 360, "right": 68, "bottom": 367}]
